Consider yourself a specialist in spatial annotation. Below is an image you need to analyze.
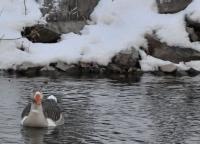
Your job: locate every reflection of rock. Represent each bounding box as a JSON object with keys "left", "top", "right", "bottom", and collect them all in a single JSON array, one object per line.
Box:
[
  {"left": 185, "top": 17, "right": 200, "bottom": 42},
  {"left": 156, "top": 0, "right": 192, "bottom": 14},
  {"left": 21, "top": 25, "right": 61, "bottom": 43},
  {"left": 146, "top": 34, "right": 200, "bottom": 63}
]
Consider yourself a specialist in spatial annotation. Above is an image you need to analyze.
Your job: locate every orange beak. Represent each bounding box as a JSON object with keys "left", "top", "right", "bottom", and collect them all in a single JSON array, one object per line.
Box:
[{"left": 34, "top": 94, "right": 41, "bottom": 105}]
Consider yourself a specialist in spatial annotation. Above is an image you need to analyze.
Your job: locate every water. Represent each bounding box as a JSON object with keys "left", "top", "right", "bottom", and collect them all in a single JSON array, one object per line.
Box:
[{"left": 1, "top": 73, "right": 200, "bottom": 144}]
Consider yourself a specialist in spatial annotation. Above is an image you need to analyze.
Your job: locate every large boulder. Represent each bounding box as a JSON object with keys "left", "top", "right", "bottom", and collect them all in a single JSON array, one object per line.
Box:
[
  {"left": 146, "top": 34, "right": 200, "bottom": 63},
  {"left": 41, "top": 0, "right": 99, "bottom": 22},
  {"left": 21, "top": 25, "right": 61, "bottom": 43},
  {"left": 39, "top": 0, "right": 99, "bottom": 34},
  {"left": 156, "top": 0, "right": 192, "bottom": 14}
]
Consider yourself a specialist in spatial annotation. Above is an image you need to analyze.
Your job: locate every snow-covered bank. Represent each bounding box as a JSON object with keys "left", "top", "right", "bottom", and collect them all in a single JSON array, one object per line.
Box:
[{"left": 1, "top": 0, "right": 200, "bottom": 75}]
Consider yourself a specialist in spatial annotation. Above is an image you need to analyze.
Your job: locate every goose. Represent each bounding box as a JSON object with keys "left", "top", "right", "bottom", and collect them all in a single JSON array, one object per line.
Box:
[{"left": 21, "top": 91, "right": 64, "bottom": 127}]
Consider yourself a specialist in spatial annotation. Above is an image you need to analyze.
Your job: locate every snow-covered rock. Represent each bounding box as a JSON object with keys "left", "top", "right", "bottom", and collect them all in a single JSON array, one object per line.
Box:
[
  {"left": 146, "top": 34, "right": 200, "bottom": 63},
  {"left": 2, "top": 0, "right": 200, "bottom": 76}
]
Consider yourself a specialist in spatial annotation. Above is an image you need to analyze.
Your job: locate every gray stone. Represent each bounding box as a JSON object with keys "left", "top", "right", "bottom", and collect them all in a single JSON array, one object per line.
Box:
[
  {"left": 186, "top": 68, "right": 200, "bottom": 76},
  {"left": 107, "top": 64, "right": 122, "bottom": 73},
  {"left": 186, "top": 27, "right": 199, "bottom": 42},
  {"left": 112, "top": 47, "right": 140, "bottom": 68},
  {"left": 156, "top": 0, "right": 192, "bottom": 14},
  {"left": 54, "top": 61, "right": 71, "bottom": 71},
  {"left": 107, "top": 47, "right": 140, "bottom": 74},
  {"left": 146, "top": 34, "right": 200, "bottom": 63},
  {"left": 79, "top": 62, "right": 100, "bottom": 73},
  {"left": 159, "top": 64, "right": 177, "bottom": 73}
]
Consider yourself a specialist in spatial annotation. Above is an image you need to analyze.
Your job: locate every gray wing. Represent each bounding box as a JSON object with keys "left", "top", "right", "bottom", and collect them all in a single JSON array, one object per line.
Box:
[
  {"left": 21, "top": 103, "right": 31, "bottom": 118},
  {"left": 42, "top": 99, "right": 63, "bottom": 122}
]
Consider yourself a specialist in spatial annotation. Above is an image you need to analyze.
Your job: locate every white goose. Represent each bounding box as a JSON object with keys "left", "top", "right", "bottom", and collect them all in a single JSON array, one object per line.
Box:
[{"left": 21, "top": 91, "right": 64, "bottom": 127}]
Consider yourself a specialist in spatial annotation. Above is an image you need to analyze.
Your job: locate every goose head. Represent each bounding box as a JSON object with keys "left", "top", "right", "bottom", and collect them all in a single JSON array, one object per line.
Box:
[{"left": 33, "top": 91, "right": 43, "bottom": 105}]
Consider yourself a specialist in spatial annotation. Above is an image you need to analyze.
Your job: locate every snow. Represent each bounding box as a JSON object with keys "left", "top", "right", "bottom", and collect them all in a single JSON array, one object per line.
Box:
[{"left": 0, "top": 0, "right": 200, "bottom": 71}]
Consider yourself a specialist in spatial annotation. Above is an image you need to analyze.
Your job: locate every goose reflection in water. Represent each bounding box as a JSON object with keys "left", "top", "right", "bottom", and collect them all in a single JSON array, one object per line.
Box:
[{"left": 21, "top": 127, "right": 64, "bottom": 144}]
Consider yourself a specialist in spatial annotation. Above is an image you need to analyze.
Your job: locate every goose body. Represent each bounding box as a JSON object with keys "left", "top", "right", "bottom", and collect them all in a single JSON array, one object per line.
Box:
[{"left": 21, "top": 92, "right": 64, "bottom": 127}]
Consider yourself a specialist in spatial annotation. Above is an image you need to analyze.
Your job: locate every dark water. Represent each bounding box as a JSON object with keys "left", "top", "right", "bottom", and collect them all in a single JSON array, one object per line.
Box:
[{"left": 1, "top": 73, "right": 200, "bottom": 144}]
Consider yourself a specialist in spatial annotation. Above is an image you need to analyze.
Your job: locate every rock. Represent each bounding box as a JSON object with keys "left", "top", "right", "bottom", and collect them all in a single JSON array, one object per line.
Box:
[
  {"left": 21, "top": 25, "right": 61, "bottom": 43},
  {"left": 52, "top": 61, "right": 79, "bottom": 74},
  {"left": 107, "top": 64, "right": 122, "bottom": 74},
  {"left": 186, "top": 26, "right": 199, "bottom": 42},
  {"left": 175, "top": 70, "right": 188, "bottom": 76},
  {"left": 54, "top": 61, "right": 70, "bottom": 72},
  {"left": 109, "top": 47, "right": 140, "bottom": 74},
  {"left": 40, "top": 65, "right": 56, "bottom": 71},
  {"left": 146, "top": 34, "right": 200, "bottom": 63},
  {"left": 159, "top": 64, "right": 177, "bottom": 73},
  {"left": 185, "top": 17, "right": 200, "bottom": 42},
  {"left": 113, "top": 47, "right": 139, "bottom": 67},
  {"left": 15, "top": 62, "right": 42, "bottom": 76},
  {"left": 79, "top": 62, "right": 100, "bottom": 73},
  {"left": 156, "top": 0, "right": 192, "bottom": 14},
  {"left": 41, "top": 0, "right": 99, "bottom": 21},
  {"left": 186, "top": 68, "right": 200, "bottom": 76},
  {"left": 45, "top": 21, "right": 86, "bottom": 34}
]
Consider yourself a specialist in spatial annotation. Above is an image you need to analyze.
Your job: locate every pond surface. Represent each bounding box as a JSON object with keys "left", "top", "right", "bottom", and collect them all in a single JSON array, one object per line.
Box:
[{"left": 1, "top": 73, "right": 200, "bottom": 144}]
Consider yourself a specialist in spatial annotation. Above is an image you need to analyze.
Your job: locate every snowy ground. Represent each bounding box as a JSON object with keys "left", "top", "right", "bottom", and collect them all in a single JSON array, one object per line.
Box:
[{"left": 1, "top": 0, "right": 200, "bottom": 71}]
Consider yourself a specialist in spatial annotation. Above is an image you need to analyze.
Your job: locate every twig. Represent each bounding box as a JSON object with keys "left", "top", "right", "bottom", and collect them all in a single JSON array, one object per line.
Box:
[
  {"left": 0, "top": 37, "right": 22, "bottom": 40},
  {"left": 24, "top": 0, "right": 27, "bottom": 15},
  {"left": 0, "top": 9, "right": 3, "bottom": 16}
]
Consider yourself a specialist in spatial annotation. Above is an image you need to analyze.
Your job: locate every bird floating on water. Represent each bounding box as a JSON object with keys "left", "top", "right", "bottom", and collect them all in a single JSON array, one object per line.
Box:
[{"left": 21, "top": 91, "right": 64, "bottom": 127}]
